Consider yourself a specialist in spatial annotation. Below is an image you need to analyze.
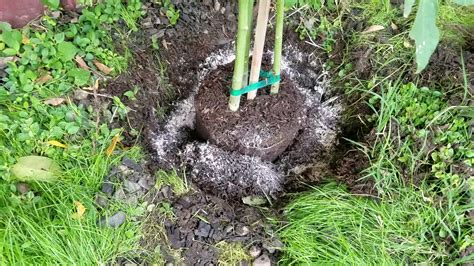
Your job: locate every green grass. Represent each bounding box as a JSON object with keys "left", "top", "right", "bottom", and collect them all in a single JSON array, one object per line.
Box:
[
  {"left": 279, "top": 182, "right": 446, "bottom": 264},
  {"left": 0, "top": 0, "right": 146, "bottom": 264}
]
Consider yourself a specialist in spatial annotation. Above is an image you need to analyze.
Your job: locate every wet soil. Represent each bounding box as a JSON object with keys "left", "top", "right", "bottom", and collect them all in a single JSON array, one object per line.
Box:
[{"left": 195, "top": 63, "right": 306, "bottom": 161}]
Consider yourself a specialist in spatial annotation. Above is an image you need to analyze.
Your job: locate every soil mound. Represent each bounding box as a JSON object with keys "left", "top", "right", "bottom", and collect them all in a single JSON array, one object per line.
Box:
[{"left": 195, "top": 63, "right": 306, "bottom": 161}]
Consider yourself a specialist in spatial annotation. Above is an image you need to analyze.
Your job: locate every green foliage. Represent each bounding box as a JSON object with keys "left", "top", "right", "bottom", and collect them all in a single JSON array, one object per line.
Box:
[
  {"left": 42, "top": 0, "right": 60, "bottom": 9},
  {"left": 279, "top": 183, "right": 445, "bottom": 264},
  {"left": 359, "top": 82, "right": 473, "bottom": 262},
  {"left": 0, "top": 1, "right": 145, "bottom": 264},
  {"left": 409, "top": 0, "right": 440, "bottom": 73},
  {"left": 405, "top": 0, "right": 474, "bottom": 73},
  {"left": 157, "top": 0, "right": 180, "bottom": 26}
]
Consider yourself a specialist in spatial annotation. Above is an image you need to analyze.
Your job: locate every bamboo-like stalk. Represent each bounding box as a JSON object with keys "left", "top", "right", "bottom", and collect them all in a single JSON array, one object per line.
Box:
[
  {"left": 242, "top": 0, "right": 254, "bottom": 87},
  {"left": 229, "top": 0, "right": 251, "bottom": 112},
  {"left": 247, "top": 0, "right": 271, "bottom": 100},
  {"left": 270, "top": 0, "right": 284, "bottom": 95}
]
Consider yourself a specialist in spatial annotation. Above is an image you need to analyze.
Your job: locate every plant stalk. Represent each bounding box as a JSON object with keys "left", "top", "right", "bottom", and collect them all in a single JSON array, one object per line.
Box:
[
  {"left": 247, "top": 0, "right": 271, "bottom": 100},
  {"left": 242, "top": 0, "right": 254, "bottom": 87},
  {"left": 229, "top": 0, "right": 251, "bottom": 111},
  {"left": 271, "top": 0, "right": 284, "bottom": 95}
]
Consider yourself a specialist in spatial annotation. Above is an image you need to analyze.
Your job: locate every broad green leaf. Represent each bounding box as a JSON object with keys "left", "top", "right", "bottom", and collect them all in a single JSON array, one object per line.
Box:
[
  {"left": 404, "top": 0, "right": 416, "bottom": 17},
  {"left": 452, "top": 0, "right": 474, "bottom": 5},
  {"left": 41, "top": 0, "right": 60, "bottom": 9},
  {"left": 68, "top": 68, "right": 91, "bottom": 86},
  {"left": 2, "top": 48, "right": 17, "bottom": 56},
  {"left": 2, "top": 30, "right": 22, "bottom": 51},
  {"left": 0, "top": 22, "right": 12, "bottom": 32},
  {"left": 57, "top": 41, "right": 78, "bottom": 61},
  {"left": 409, "top": 0, "right": 439, "bottom": 73},
  {"left": 11, "top": 156, "right": 61, "bottom": 182}
]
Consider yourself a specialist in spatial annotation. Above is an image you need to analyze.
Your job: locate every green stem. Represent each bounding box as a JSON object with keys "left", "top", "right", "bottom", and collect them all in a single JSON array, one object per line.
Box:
[
  {"left": 229, "top": 0, "right": 251, "bottom": 111},
  {"left": 242, "top": 0, "right": 254, "bottom": 87},
  {"left": 271, "top": 0, "right": 284, "bottom": 95}
]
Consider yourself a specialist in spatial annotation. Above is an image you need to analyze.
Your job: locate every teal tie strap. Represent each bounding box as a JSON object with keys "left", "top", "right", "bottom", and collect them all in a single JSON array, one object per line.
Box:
[{"left": 230, "top": 71, "right": 280, "bottom": 96}]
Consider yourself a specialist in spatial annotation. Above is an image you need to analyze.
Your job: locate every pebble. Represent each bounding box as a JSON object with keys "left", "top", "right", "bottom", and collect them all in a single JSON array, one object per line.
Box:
[
  {"left": 123, "top": 180, "right": 141, "bottom": 193},
  {"left": 121, "top": 157, "right": 142, "bottom": 172},
  {"left": 114, "top": 187, "right": 127, "bottom": 201},
  {"left": 100, "top": 211, "right": 126, "bottom": 228},
  {"left": 15, "top": 182, "right": 30, "bottom": 194},
  {"left": 253, "top": 254, "right": 271, "bottom": 266},
  {"left": 194, "top": 220, "right": 212, "bottom": 238},
  {"left": 263, "top": 239, "right": 284, "bottom": 254},
  {"left": 249, "top": 245, "right": 262, "bottom": 258},
  {"left": 235, "top": 225, "right": 250, "bottom": 236},
  {"left": 95, "top": 194, "right": 108, "bottom": 209},
  {"left": 138, "top": 177, "right": 151, "bottom": 190},
  {"left": 101, "top": 180, "right": 114, "bottom": 196},
  {"left": 214, "top": 0, "right": 220, "bottom": 12}
]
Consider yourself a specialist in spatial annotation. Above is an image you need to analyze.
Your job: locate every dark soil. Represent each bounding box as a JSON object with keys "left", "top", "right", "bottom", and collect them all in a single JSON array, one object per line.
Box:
[
  {"left": 142, "top": 184, "right": 279, "bottom": 265},
  {"left": 196, "top": 63, "right": 306, "bottom": 161}
]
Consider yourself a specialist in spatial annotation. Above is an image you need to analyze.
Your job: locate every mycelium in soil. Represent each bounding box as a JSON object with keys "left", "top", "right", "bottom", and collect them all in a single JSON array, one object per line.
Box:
[{"left": 151, "top": 43, "right": 342, "bottom": 201}]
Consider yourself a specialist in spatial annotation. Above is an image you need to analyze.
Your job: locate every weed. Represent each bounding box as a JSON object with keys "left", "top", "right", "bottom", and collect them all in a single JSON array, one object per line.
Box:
[
  {"left": 154, "top": 170, "right": 190, "bottom": 196},
  {"left": 216, "top": 241, "right": 251, "bottom": 265},
  {"left": 0, "top": 0, "right": 145, "bottom": 264},
  {"left": 279, "top": 182, "right": 452, "bottom": 264}
]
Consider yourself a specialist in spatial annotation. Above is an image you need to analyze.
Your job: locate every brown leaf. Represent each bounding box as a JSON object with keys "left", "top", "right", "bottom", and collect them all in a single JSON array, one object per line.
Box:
[
  {"left": 83, "top": 79, "right": 99, "bottom": 91},
  {"left": 362, "top": 25, "right": 385, "bottom": 34},
  {"left": 391, "top": 22, "right": 399, "bottom": 31},
  {"left": 75, "top": 56, "right": 90, "bottom": 70},
  {"left": 22, "top": 35, "right": 30, "bottom": 45},
  {"left": 47, "top": 140, "right": 67, "bottom": 148},
  {"left": 36, "top": 74, "right": 53, "bottom": 84},
  {"left": 106, "top": 134, "right": 120, "bottom": 156},
  {"left": 72, "top": 201, "right": 86, "bottom": 219},
  {"left": 93, "top": 60, "right": 112, "bottom": 75},
  {"left": 44, "top": 98, "right": 66, "bottom": 106}
]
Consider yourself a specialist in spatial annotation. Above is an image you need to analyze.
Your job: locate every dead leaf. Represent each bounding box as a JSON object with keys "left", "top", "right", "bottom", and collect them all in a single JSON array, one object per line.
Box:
[
  {"left": 106, "top": 134, "right": 120, "bottom": 156},
  {"left": 362, "top": 25, "right": 385, "bottom": 34},
  {"left": 72, "top": 201, "right": 86, "bottom": 219},
  {"left": 403, "top": 40, "right": 413, "bottom": 48},
  {"left": 22, "top": 35, "right": 30, "bottom": 45},
  {"left": 391, "top": 22, "right": 398, "bottom": 31},
  {"left": 70, "top": 17, "right": 78, "bottom": 23},
  {"left": 44, "top": 97, "right": 66, "bottom": 106},
  {"left": 36, "top": 74, "right": 52, "bottom": 84},
  {"left": 161, "top": 40, "right": 168, "bottom": 50},
  {"left": 93, "top": 60, "right": 112, "bottom": 75},
  {"left": 83, "top": 79, "right": 99, "bottom": 91},
  {"left": 75, "top": 55, "right": 90, "bottom": 70},
  {"left": 47, "top": 140, "right": 67, "bottom": 148}
]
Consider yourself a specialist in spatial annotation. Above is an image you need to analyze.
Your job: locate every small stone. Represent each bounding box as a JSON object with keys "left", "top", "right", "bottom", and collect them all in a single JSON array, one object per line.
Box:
[
  {"left": 15, "top": 182, "right": 30, "bottom": 194},
  {"left": 138, "top": 177, "right": 151, "bottom": 190},
  {"left": 263, "top": 239, "right": 284, "bottom": 254},
  {"left": 100, "top": 211, "right": 126, "bottom": 228},
  {"left": 235, "top": 225, "right": 250, "bottom": 236},
  {"left": 214, "top": 0, "right": 221, "bottom": 12},
  {"left": 195, "top": 220, "right": 212, "bottom": 238},
  {"left": 253, "top": 254, "right": 271, "bottom": 266},
  {"left": 249, "top": 246, "right": 261, "bottom": 258},
  {"left": 121, "top": 157, "right": 142, "bottom": 172},
  {"left": 123, "top": 180, "right": 141, "bottom": 193},
  {"left": 114, "top": 187, "right": 127, "bottom": 201},
  {"left": 95, "top": 194, "right": 108, "bottom": 209},
  {"left": 225, "top": 225, "right": 234, "bottom": 233},
  {"left": 101, "top": 180, "right": 114, "bottom": 196},
  {"left": 147, "top": 204, "right": 156, "bottom": 212}
]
